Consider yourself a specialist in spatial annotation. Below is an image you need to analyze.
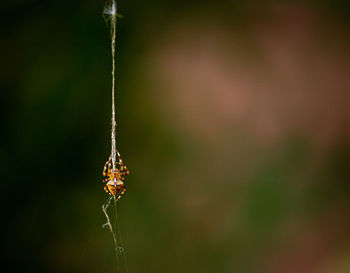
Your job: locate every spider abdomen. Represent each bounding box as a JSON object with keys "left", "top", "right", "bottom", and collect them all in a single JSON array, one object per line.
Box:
[{"left": 106, "top": 180, "right": 124, "bottom": 196}]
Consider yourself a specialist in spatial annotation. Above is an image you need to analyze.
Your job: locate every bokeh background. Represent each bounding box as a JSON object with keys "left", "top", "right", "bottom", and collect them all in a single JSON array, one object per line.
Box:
[{"left": 1, "top": 0, "right": 350, "bottom": 273}]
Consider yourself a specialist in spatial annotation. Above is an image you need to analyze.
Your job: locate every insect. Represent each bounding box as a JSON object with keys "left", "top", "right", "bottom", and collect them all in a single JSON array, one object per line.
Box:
[{"left": 102, "top": 153, "right": 129, "bottom": 200}]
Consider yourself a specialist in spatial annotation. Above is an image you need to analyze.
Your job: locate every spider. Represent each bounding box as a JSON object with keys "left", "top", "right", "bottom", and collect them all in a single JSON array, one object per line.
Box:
[{"left": 102, "top": 153, "right": 129, "bottom": 200}]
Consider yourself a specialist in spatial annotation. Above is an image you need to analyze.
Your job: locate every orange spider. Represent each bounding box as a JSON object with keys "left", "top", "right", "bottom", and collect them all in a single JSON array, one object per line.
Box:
[{"left": 102, "top": 154, "right": 129, "bottom": 200}]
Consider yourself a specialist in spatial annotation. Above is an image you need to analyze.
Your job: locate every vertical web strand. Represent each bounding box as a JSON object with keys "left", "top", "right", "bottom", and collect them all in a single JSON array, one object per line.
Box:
[
  {"left": 109, "top": 0, "right": 117, "bottom": 170},
  {"left": 103, "top": 2, "right": 129, "bottom": 272},
  {"left": 102, "top": 196, "right": 120, "bottom": 271}
]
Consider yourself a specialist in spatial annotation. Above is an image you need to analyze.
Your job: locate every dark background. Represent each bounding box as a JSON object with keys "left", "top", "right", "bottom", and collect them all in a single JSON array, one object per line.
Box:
[{"left": 1, "top": 1, "right": 350, "bottom": 273}]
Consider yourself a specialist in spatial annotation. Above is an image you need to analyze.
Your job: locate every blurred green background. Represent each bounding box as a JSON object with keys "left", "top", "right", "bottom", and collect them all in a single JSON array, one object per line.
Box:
[{"left": 1, "top": 1, "right": 350, "bottom": 273}]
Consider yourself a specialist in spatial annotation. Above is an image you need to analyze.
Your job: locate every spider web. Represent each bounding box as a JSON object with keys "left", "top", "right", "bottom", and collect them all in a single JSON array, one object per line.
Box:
[
  {"left": 104, "top": 0, "right": 118, "bottom": 171},
  {"left": 102, "top": 196, "right": 128, "bottom": 273},
  {"left": 102, "top": 1, "right": 128, "bottom": 272}
]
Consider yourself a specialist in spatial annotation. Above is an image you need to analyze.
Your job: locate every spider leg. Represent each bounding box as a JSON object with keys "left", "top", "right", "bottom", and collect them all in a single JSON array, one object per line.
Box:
[
  {"left": 116, "top": 150, "right": 121, "bottom": 162},
  {"left": 121, "top": 164, "right": 130, "bottom": 175},
  {"left": 120, "top": 162, "right": 129, "bottom": 181},
  {"left": 115, "top": 149, "right": 125, "bottom": 168},
  {"left": 120, "top": 173, "right": 128, "bottom": 182},
  {"left": 103, "top": 155, "right": 112, "bottom": 176},
  {"left": 115, "top": 186, "right": 126, "bottom": 201},
  {"left": 102, "top": 178, "right": 109, "bottom": 183},
  {"left": 104, "top": 185, "right": 110, "bottom": 194},
  {"left": 119, "top": 161, "right": 129, "bottom": 174}
]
